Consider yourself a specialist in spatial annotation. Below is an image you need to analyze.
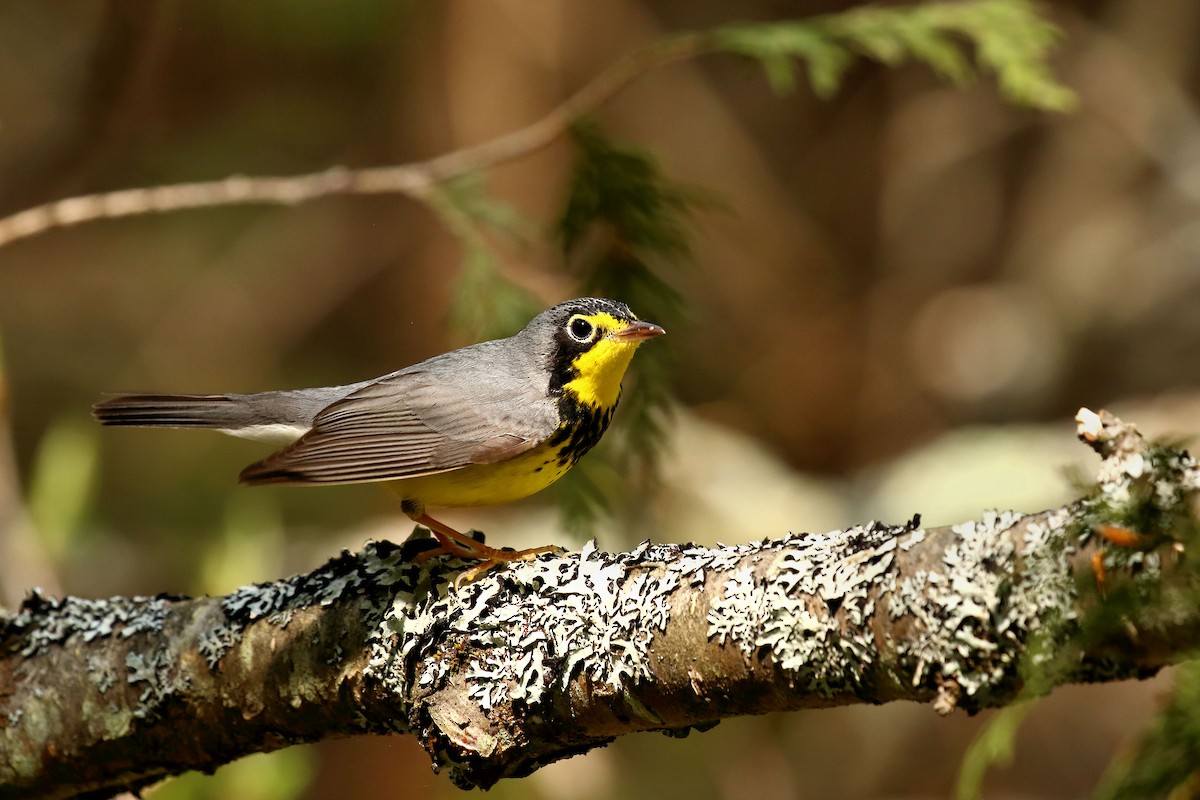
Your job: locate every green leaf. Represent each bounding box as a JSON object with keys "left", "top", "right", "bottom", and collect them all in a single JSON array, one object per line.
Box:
[
  {"left": 923, "top": 0, "right": 1078, "bottom": 111},
  {"left": 1092, "top": 659, "right": 1200, "bottom": 800},
  {"left": 196, "top": 493, "right": 284, "bottom": 594},
  {"left": 553, "top": 121, "right": 701, "bottom": 533},
  {"left": 448, "top": 240, "right": 541, "bottom": 343},
  {"left": 715, "top": 24, "right": 853, "bottom": 97},
  {"left": 955, "top": 702, "right": 1036, "bottom": 800},
  {"left": 27, "top": 418, "right": 99, "bottom": 561},
  {"left": 714, "top": 0, "right": 1077, "bottom": 111},
  {"left": 149, "top": 747, "right": 313, "bottom": 800},
  {"left": 439, "top": 171, "right": 531, "bottom": 237},
  {"left": 424, "top": 174, "right": 541, "bottom": 341},
  {"left": 549, "top": 454, "right": 619, "bottom": 541}
]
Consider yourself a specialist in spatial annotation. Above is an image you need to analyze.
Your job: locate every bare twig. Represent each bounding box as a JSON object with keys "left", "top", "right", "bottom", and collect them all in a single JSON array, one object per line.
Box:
[{"left": 0, "top": 33, "right": 711, "bottom": 250}]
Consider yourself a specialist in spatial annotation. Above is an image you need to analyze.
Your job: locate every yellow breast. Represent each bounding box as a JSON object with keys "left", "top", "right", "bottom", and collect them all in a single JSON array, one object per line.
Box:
[{"left": 386, "top": 441, "right": 571, "bottom": 509}]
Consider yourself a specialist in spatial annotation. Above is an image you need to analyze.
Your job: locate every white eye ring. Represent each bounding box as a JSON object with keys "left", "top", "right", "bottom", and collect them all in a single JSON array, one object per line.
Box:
[{"left": 567, "top": 315, "right": 595, "bottom": 342}]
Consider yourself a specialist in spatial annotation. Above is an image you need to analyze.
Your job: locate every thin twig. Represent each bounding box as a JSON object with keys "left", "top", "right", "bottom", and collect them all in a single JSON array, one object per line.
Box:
[{"left": 0, "top": 32, "right": 713, "bottom": 250}]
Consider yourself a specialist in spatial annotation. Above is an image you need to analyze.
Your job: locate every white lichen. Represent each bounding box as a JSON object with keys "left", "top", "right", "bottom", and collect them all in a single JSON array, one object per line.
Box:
[
  {"left": 885, "top": 508, "right": 1079, "bottom": 699},
  {"left": 696, "top": 522, "right": 923, "bottom": 695},
  {"left": 371, "top": 539, "right": 695, "bottom": 714},
  {"left": 124, "top": 647, "right": 175, "bottom": 719},
  {"left": 6, "top": 592, "right": 170, "bottom": 657}
]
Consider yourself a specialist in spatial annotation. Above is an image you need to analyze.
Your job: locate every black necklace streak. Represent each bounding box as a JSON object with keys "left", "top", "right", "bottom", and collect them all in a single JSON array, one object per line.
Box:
[{"left": 548, "top": 391, "right": 617, "bottom": 469}]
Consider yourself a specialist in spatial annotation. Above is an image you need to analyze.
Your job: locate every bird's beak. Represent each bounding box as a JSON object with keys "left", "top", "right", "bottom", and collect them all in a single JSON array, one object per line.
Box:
[{"left": 610, "top": 320, "right": 666, "bottom": 342}]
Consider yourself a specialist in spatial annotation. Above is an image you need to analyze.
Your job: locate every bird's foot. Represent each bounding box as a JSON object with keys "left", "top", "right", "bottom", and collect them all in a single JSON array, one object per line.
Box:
[
  {"left": 447, "top": 544, "right": 567, "bottom": 587},
  {"left": 409, "top": 513, "right": 565, "bottom": 588}
]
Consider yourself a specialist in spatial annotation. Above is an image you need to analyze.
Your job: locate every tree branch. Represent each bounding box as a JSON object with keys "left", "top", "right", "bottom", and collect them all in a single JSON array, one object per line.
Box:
[
  {"left": 0, "top": 32, "right": 712, "bottom": 251},
  {"left": 2, "top": 409, "right": 1196, "bottom": 797},
  {"left": 0, "top": 0, "right": 1077, "bottom": 251}
]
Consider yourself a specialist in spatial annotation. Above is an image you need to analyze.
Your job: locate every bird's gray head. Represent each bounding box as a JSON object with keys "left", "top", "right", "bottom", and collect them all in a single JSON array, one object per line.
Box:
[
  {"left": 534, "top": 297, "right": 638, "bottom": 330},
  {"left": 516, "top": 297, "right": 663, "bottom": 397},
  {"left": 518, "top": 298, "right": 638, "bottom": 351}
]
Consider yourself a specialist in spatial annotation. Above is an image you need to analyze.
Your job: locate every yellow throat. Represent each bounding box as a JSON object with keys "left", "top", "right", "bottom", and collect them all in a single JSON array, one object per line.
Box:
[{"left": 561, "top": 313, "right": 644, "bottom": 409}]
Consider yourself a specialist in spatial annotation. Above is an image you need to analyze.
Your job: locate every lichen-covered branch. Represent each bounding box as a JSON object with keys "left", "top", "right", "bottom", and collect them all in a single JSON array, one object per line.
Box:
[{"left": 2, "top": 409, "right": 1197, "bottom": 798}]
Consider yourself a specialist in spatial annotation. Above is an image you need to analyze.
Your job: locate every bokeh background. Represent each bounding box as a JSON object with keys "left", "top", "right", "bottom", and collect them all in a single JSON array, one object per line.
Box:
[{"left": 2, "top": 1, "right": 1199, "bottom": 798}]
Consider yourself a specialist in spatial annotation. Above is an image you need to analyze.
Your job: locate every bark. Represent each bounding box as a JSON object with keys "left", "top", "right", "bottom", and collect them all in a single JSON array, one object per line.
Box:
[{"left": 1, "top": 409, "right": 1197, "bottom": 798}]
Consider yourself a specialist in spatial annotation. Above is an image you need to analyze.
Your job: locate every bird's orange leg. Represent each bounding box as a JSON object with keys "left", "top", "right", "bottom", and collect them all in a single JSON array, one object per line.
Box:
[
  {"left": 409, "top": 513, "right": 564, "bottom": 585},
  {"left": 1090, "top": 524, "right": 1146, "bottom": 596},
  {"left": 1096, "top": 524, "right": 1145, "bottom": 548},
  {"left": 1091, "top": 551, "right": 1108, "bottom": 596}
]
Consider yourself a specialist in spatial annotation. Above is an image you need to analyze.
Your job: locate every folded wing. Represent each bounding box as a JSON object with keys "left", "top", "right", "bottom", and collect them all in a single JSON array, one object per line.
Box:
[{"left": 238, "top": 369, "right": 557, "bottom": 485}]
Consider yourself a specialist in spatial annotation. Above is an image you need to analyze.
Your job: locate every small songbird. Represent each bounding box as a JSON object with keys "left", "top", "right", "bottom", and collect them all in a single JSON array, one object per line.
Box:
[{"left": 93, "top": 297, "right": 665, "bottom": 579}]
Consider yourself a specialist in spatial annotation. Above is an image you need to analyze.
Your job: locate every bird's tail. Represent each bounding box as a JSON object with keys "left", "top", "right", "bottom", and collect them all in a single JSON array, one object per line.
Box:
[{"left": 92, "top": 393, "right": 253, "bottom": 430}]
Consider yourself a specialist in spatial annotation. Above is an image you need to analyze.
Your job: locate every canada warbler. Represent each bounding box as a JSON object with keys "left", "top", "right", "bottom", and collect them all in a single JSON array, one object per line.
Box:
[{"left": 93, "top": 297, "right": 664, "bottom": 577}]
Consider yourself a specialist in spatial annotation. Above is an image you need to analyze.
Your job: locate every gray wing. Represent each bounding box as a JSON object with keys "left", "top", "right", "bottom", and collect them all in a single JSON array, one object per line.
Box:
[{"left": 238, "top": 357, "right": 558, "bottom": 485}]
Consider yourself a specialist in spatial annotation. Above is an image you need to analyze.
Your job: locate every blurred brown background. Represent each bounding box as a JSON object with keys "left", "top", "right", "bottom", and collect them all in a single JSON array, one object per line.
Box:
[{"left": 1, "top": 1, "right": 1198, "bottom": 798}]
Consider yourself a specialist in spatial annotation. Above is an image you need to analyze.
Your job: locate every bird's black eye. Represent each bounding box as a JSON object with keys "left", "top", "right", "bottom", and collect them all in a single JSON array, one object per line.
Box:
[{"left": 567, "top": 316, "right": 595, "bottom": 343}]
